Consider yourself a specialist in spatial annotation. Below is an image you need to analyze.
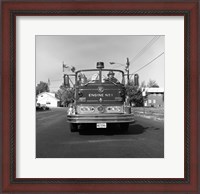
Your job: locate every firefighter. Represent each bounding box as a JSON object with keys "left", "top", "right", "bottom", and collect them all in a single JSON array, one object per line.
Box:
[
  {"left": 105, "top": 71, "right": 119, "bottom": 83},
  {"left": 77, "top": 73, "right": 87, "bottom": 85}
]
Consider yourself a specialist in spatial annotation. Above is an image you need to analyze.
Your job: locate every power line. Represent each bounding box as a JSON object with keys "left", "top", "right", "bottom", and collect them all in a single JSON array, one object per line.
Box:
[
  {"left": 129, "top": 36, "right": 161, "bottom": 64},
  {"left": 109, "top": 36, "right": 161, "bottom": 71},
  {"left": 129, "top": 52, "right": 164, "bottom": 79}
]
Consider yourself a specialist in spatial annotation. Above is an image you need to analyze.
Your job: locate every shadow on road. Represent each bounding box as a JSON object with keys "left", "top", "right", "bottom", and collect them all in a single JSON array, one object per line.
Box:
[
  {"left": 128, "top": 124, "right": 148, "bottom": 134},
  {"left": 78, "top": 123, "right": 148, "bottom": 136}
]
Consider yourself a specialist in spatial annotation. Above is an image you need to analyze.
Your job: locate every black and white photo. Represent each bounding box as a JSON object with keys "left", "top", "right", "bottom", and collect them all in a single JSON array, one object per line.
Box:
[{"left": 36, "top": 35, "right": 164, "bottom": 158}]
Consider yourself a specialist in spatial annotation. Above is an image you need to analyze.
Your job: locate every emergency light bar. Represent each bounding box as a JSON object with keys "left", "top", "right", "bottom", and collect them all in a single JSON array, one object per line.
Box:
[{"left": 96, "top": 62, "right": 104, "bottom": 69}]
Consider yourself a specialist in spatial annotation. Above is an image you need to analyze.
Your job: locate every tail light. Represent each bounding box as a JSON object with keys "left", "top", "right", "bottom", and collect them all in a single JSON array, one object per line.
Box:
[
  {"left": 106, "top": 106, "right": 122, "bottom": 113},
  {"left": 80, "top": 106, "right": 95, "bottom": 113}
]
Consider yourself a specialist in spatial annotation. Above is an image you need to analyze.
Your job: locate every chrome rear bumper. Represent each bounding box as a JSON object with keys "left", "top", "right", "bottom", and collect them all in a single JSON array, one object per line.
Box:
[{"left": 67, "top": 113, "right": 134, "bottom": 123}]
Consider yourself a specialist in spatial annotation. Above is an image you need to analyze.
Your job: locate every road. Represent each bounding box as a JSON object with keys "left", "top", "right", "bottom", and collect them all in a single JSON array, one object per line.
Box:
[{"left": 36, "top": 108, "right": 164, "bottom": 158}]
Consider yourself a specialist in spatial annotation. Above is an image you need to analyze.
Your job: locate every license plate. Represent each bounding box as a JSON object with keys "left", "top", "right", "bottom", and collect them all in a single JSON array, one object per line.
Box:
[{"left": 97, "top": 123, "right": 107, "bottom": 128}]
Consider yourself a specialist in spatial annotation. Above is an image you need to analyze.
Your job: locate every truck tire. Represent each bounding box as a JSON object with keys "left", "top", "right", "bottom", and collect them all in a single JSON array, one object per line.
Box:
[
  {"left": 70, "top": 123, "right": 78, "bottom": 132},
  {"left": 120, "top": 123, "right": 129, "bottom": 132}
]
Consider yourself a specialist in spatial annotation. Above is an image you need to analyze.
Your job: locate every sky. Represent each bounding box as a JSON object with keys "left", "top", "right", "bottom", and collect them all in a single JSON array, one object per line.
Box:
[{"left": 36, "top": 35, "right": 164, "bottom": 91}]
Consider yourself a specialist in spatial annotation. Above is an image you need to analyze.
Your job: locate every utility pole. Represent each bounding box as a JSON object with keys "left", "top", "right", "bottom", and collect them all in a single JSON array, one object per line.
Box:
[
  {"left": 62, "top": 61, "right": 65, "bottom": 72},
  {"left": 109, "top": 58, "right": 130, "bottom": 84},
  {"left": 126, "top": 57, "right": 130, "bottom": 84}
]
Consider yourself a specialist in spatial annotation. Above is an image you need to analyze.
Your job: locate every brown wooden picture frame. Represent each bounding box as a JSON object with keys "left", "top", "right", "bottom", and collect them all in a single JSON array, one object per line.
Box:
[{"left": 1, "top": 1, "right": 199, "bottom": 193}]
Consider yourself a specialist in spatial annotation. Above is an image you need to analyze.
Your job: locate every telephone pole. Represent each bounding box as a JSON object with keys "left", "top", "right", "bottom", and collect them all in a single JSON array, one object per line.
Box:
[
  {"left": 126, "top": 57, "right": 130, "bottom": 84},
  {"left": 110, "top": 58, "right": 130, "bottom": 84}
]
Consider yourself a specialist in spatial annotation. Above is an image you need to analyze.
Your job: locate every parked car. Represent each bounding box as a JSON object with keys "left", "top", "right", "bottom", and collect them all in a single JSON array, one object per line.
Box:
[{"left": 36, "top": 103, "right": 49, "bottom": 111}]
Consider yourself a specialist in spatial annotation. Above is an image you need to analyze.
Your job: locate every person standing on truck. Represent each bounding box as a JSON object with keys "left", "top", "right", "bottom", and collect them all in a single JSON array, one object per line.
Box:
[
  {"left": 77, "top": 73, "right": 87, "bottom": 85},
  {"left": 91, "top": 73, "right": 99, "bottom": 82},
  {"left": 105, "top": 71, "right": 119, "bottom": 83}
]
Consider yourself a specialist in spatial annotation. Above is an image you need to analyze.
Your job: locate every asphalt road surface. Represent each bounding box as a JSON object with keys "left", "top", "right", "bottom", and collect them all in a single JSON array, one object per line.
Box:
[{"left": 36, "top": 108, "right": 164, "bottom": 158}]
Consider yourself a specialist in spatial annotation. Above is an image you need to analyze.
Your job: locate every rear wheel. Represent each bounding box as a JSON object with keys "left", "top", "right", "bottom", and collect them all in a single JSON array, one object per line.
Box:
[
  {"left": 70, "top": 123, "right": 78, "bottom": 132},
  {"left": 120, "top": 123, "right": 129, "bottom": 132}
]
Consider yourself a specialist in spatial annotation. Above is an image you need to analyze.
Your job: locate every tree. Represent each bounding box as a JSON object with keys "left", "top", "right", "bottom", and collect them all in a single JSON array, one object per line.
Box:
[
  {"left": 56, "top": 84, "right": 74, "bottom": 107},
  {"left": 147, "top": 79, "right": 159, "bottom": 88},
  {"left": 36, "top": 81, "right": 49, "bottom": 95},
  {"left": 126, "top": 80, "right": 143, "bottom": 107}
]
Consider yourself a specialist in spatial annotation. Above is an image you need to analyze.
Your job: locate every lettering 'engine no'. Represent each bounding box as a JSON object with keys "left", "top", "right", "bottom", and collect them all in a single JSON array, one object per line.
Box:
[{"left": 88, "top": 93, "right": 114, "bottom": 97}]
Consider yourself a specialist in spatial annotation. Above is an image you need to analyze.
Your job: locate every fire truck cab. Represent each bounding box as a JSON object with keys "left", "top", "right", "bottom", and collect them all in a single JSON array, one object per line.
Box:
[{"left": 65, "top": 62, "right": 135, "bottom": 132}]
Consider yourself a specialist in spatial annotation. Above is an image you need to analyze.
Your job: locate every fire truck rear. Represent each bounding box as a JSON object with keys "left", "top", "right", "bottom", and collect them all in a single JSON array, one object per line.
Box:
[{"left": 65, "top": 62, "right": 137, "bottom": 132}]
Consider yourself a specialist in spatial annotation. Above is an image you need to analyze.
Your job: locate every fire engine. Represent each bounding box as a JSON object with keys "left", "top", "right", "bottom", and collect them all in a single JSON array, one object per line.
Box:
[{"left": 64, "top": 62, "right": 138, "bottom": 132}]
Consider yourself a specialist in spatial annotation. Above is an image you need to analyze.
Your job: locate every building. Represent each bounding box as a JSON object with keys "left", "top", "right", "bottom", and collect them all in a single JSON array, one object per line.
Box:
[
  {"left": 37, "top": 92, "right": 60, "bottom": 107},
  {"left": 143, "top": 88, "right": 164, "bottom": 107}
]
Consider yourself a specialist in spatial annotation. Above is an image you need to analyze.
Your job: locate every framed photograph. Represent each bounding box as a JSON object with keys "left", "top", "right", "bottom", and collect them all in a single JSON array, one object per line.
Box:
[{"left": 2, "top": 1, "right": 199, "bottom": 193}]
